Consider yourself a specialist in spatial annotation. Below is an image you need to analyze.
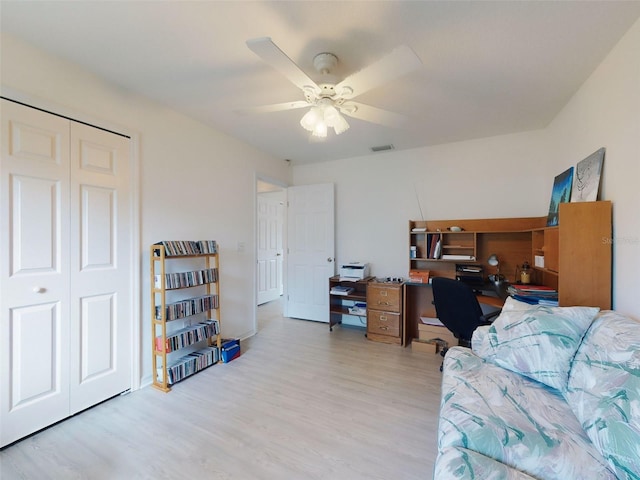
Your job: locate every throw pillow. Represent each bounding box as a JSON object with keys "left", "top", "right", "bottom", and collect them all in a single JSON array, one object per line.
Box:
[
  {"left": 478, "top": 304, "right": 600, "bottom": 391},
  {"left": 501, "top": 296, "right": 539, "bottom": 312}
]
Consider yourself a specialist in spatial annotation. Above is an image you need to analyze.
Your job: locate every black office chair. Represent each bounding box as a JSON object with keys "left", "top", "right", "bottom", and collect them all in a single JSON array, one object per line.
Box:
[{"left": 432, "top": 277, "right": 501, "bottom": 370}]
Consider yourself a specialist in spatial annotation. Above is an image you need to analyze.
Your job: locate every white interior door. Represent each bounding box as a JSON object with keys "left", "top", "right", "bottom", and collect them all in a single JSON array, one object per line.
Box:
[
  {"left": 286, "top": 183, "right": 335, "bottom": 322},
  {"left": 0, "top": 99, "right": 132, "bottom": 447},
  {"left": 1, "top": 100, "right": 72, "bottom": 446},
  {"left": 257, "top": 193, "right": 284, "bottom": 305},
  {"left": 69, "top": 122, "right": 131, "bottom": 414}
]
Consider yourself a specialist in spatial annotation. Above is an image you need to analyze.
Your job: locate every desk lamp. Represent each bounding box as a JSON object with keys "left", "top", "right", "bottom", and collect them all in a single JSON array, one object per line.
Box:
[{"left": 487, "top": 254, "right": 504, "bottom": 285}]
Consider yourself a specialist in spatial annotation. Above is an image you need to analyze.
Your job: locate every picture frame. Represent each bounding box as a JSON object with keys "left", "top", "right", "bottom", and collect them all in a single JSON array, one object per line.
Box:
[
  {"left": 547, "top": 167, "right": 574, "bottom": 226},
  {"left": 571, "top": 148, "right": 605, "bottom": 202}
]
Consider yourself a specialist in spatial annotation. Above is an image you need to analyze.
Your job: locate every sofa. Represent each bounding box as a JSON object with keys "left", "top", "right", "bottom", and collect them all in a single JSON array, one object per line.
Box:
[{"left": 434, "top": 297, "right": 640, "bottom": 479}]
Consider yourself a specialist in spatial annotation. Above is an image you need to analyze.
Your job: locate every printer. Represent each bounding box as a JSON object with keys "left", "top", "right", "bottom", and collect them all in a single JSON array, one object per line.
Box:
[{"left": 339, "top": 262, "right": 370, "bottom": 280}]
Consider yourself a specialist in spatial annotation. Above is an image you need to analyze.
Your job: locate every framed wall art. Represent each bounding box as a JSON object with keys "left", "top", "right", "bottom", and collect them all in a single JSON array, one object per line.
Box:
[
  {"left": 547, "top": 167, "right": 574, "bottom": 226},
  {"left": 571, "top": 148, "right": 605, "bottom": 202}
]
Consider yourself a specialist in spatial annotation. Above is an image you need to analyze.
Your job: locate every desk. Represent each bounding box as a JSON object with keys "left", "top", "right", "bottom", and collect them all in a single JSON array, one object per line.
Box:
[
  {"left": 475, "top": 281, "right": 509, "bottom": 308},
  {"left": 403, "top": 281, "right": 507, "bottom": 346}
]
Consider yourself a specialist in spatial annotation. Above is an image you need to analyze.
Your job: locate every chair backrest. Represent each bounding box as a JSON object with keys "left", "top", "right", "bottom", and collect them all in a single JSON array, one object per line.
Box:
[{"left": 432, "top": 277, "right": 485, "bottom": 346}]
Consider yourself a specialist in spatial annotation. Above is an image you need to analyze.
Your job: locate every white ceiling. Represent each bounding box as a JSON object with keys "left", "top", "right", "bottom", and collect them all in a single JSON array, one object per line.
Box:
[{"left": 2, "top": 1, "right": 640, "bottom": 165}]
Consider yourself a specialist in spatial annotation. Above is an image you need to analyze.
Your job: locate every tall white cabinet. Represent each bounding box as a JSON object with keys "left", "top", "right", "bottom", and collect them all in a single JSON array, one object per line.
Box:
[{"left": 0, "top": 99, "right": 133, "bottom": 447}]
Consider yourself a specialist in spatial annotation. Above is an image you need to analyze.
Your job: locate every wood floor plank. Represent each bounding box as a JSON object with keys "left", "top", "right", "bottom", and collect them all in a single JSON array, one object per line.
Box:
[{"left": 0, "top": 299, "right": 442, "bottom": 479}]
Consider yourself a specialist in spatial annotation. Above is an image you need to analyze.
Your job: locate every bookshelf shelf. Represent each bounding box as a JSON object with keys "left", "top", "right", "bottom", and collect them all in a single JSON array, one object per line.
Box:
[
  {"left": 329, "top": 276, "right": 373, "bottom": 331},
  {"left": 151, "top": 241, "right": 222, "bottom": 392}
]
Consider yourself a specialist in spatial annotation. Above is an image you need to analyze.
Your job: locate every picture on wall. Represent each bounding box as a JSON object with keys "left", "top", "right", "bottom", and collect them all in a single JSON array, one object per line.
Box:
[
  {"left": 547, "top": 167, "right": 574, "bottom": 226},
  {"left": 571, "top": 148, "right": 605, "bottom": 202}
]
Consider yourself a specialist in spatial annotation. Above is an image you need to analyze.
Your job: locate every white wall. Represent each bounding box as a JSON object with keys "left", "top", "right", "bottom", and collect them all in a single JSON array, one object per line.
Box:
[
  {"left": 544, "top": 18, "right": 640, "bottom": 316},
  {"left": 294, "top": 18, "right": 640, "bottom": 320},
  {"left": 1, "top": 33, "right": 292, "bottom": 385},
  {"left": 294, "top": 128, "right": 549, "bottom": 279}
]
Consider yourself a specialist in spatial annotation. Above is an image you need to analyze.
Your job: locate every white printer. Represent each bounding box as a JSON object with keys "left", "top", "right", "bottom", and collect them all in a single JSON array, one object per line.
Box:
[{"left": 339, "top": 262, "right": 370, "bottom": 280}]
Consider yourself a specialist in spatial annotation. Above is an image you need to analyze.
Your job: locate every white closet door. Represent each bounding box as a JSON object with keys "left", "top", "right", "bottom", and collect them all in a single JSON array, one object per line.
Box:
[
  {"left": 69, "top": 123, "right": 131, "bottom": 413},
  {"left": 0, "top": 100, "right": 72, "bottom": 446},
  {"left": 1, "top": 100, "right": 133, "bottom": 447}
]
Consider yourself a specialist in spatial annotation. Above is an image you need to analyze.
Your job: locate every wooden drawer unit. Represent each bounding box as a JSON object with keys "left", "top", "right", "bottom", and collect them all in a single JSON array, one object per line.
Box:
[
  {"left": 367, "top": 283, "right": 402, "bottom": 312},
  {"left": 367, "top": 282, "right": 404, "bottom": 345},
  {"left": 368, "top": 310, "right": 401, "bottom": 338}
]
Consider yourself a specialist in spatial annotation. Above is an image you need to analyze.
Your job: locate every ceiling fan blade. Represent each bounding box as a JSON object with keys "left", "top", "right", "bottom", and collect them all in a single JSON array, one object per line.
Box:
[
  {"left": 335, "top": 45, "right": 422, "bottom": 99},
  {"left": 247, "top": 37, "right": 320, "bottom": 94},
  {"left": 339, "top": 102, "right": 408, "bottom": 128},
  {"left": 236, "top": 101, "right": 310, "bottom": 115}
]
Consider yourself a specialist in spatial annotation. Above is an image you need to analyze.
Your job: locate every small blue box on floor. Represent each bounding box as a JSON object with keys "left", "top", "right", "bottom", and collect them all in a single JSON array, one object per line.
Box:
[{"left": 221, "top": 338, "right": 241, "bottom": 363}]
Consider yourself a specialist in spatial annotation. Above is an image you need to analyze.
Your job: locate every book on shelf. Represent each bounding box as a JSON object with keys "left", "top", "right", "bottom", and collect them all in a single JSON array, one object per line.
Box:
[
  {"left": 160, "top": 346, "right": 220, "bottom": 385},
  {"left": 153, "top": 240, "right": 218, "bottom": 257},
  {"left": 411, "top": 227, "right": 427, "bottom": 232},
  {"left": 154, "top": 267, "right": 218, "bottom": 289},
  {"left": 155, "top": 319, "right": 220, "bottom": 352},
  {"left": 433, "top": 238, "right": 442, "bottom": 259},
  {"left": 429, "top": 232, "right": 441, "bottom": 259},
  {"left": 155, "top": 294, "right": 219, "bottom": 321}
]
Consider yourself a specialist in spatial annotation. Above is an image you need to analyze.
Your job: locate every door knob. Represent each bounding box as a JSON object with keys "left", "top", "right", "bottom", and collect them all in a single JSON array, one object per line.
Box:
[{"left": 327, "top": 257, "right": 333, "bottom": 262}]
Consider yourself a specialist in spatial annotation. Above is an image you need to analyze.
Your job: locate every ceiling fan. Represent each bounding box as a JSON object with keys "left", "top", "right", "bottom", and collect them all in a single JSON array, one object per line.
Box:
[{"left": 243, "top": 37, "right": 423, "bottom": 138}]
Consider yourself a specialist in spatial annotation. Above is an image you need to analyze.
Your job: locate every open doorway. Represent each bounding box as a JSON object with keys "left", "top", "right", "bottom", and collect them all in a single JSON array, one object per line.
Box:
[{"left": 256, "top": 178, "right": 285, "bottom": 307}]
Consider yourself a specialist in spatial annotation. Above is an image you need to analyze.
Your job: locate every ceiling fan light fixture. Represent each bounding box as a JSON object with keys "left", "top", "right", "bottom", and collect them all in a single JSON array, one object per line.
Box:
[
  {"left": 301, "top": 103, "right": 349, "bottom": 137},
  {"left": 332, "top": 113, "right": 350, "bottom": 135},
  {"left": 311, "top": 120, "right": 328, "bottom": 138},
  {"left": 323, "top": 105, "right": 340, "bottom": 127},
  {"left": 300, "top": 107, "right": 322, "bottom": 132}
]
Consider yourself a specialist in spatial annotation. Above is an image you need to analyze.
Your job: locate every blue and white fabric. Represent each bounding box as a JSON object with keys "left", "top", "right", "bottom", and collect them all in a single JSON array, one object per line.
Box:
[
  {"left": 471, "top": 300, "right": 599, "bottom": 391},
  {"left": 566, "top": 310, "right": 640, "bottom": 480}
]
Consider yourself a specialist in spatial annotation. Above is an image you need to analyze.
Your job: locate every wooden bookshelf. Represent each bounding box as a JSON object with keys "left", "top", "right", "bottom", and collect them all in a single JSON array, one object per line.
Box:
[{"left": 151, "top": 241, "right": 222, "bottom": 392}]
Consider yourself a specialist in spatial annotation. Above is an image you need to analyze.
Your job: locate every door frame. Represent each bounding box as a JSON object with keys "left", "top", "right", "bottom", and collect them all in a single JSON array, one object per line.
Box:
[{"left": 2, "top": 87, "right": 142, "bottom": 391}]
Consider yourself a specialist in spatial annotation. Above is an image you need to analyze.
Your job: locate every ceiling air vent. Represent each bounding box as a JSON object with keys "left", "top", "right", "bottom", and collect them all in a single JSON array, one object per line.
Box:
[{"left": 371, "top": 144, "right": 395, "bottom": 152}]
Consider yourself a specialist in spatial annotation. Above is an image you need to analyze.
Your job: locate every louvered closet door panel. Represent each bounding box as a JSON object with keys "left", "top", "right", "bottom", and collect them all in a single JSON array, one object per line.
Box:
[
  {"left": 69, "top": 122, "right": 131, "bottom": 414},
  {"left": 0, "top": 100, "right": 71, "bottom": 447}
]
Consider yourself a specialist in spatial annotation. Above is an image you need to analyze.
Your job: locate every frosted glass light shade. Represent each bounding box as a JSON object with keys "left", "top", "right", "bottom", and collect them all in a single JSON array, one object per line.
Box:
[
  {"left": 312, "top": 120, "right": 327, "bottom": 137},
  {"left": 300, "top": 107, "right": 322, "bottom": 132},
  {"left": 332, "top": 113, "right": 350, "bottom": 135},
  {"left": 300, "top": 104, "right": 349, "bottom": 137}
]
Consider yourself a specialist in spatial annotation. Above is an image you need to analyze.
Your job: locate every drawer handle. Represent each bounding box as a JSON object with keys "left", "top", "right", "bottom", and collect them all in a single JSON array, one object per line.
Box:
[
  {"left": 380, "top": 291, "right": 388, "bottom": 296},
  {"left": 379, "top": 326, "right": 389, "bottom": 331},
  {"left": 380, "top": 315, "right": 387, "bottom": 321},
  {"left": 378, "top": 301, "right": 390, "bottom": 306}
]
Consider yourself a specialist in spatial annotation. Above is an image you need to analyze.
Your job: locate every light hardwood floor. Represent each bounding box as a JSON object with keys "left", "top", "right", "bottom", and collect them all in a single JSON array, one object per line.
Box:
[{"left": 1, "top": 299, "right": 442, "bottom": 479}]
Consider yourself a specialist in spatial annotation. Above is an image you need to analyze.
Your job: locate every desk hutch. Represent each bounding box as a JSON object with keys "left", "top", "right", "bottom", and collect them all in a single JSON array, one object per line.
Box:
[{"left": 404, "top": 201, "right": 612, "bottom": 346}]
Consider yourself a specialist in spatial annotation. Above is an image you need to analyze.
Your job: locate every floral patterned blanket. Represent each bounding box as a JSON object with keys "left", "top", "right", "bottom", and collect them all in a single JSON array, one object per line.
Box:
[{"left": 435, "top": 305, "right": 640, "bottom": 480}]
